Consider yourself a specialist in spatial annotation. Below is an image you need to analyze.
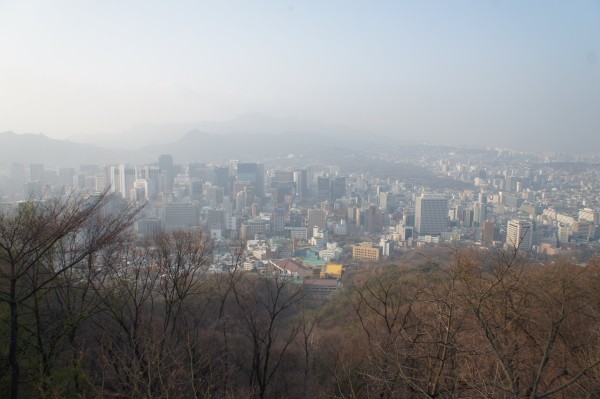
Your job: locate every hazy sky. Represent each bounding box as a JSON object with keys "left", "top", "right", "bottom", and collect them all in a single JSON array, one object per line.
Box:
[{"left": 1, "top": 1, "right": 599, "bottom": 149}]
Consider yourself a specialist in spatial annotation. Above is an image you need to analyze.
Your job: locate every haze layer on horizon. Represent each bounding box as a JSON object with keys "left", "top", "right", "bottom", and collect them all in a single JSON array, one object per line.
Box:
[{"left": 0, "top": 1, "right": 598, "bottom": 151}]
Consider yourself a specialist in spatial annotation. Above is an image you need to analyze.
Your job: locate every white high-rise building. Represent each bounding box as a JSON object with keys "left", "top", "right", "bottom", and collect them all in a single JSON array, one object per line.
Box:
[
  {"left": 415, "top": 195, "right": 448, "bottom": 235},
  {"left": 109, "top": 166, "right": 121, "bottom": 193},
  {"left": 119, "top": 164, "right": 136, "bottom": 200},
  {"left": 506, "top": 219, "right": 533, "bottom": 251}
]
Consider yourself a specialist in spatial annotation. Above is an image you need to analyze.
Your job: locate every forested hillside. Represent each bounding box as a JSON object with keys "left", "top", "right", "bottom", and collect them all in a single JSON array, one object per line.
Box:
[{"left": 2, "top": 193, "right": 600, "bottom": 398}]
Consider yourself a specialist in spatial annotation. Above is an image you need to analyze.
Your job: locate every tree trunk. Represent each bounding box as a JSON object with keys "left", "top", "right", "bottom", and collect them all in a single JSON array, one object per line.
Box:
[{"left": 9, "top": 278, "right": 20, "bottom": 399}]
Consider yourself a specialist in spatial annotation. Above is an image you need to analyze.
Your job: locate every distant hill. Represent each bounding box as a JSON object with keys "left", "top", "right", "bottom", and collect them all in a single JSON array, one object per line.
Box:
[
  {"left": 69, "top": 113, "right": 395, "bottom": 152},
  {"left": 0, "top": 131, "right": 146, "bottom": 167},
  {"left": 140, "top": 128, "right": 387, "bottom": 163}
]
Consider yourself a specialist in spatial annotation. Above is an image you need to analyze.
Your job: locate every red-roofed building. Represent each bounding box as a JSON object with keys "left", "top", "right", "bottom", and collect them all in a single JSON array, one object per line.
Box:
[{"left": 269, "top": 258, "right": 312, "bottom": 279}]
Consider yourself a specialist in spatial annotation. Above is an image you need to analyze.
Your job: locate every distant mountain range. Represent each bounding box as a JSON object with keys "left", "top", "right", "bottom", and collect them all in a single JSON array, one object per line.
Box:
[
  {"left": 68, "top": 113, "right": 390, "bottom": 151},
  {"left": 1, "top": 114, "right": 403, "bottom": 166},
  {"left": 0, "top": 131, "right": 145, "bottom": 167}
]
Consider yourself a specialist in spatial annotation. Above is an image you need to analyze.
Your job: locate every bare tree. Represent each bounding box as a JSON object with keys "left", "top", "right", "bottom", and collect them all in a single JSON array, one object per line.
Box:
[
  {"left": 454, "top": 248, "right": 600, "bottom": 398},
  {"left": 230, "top": 272, "right": 306, "bottom": 399},
  {"left": 93, "top": 229, "right": 214, "bottom": 398},
  {"left": 0, "top": 189, "right": 141, "bottom": 399}
]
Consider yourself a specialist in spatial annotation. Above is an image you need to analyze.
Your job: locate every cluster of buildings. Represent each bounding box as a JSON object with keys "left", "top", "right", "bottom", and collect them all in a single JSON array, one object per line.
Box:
[{"left": 4, "top": 146, "right": 600, "bottom": 282}]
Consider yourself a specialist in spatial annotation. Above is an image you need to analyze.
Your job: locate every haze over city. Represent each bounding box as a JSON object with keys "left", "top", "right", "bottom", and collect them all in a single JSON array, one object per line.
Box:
[
  {"left": 1, "top": 1, "right": 599, "bottom": 151},
  {"left": 5, "top": 2, "right": 600, "bottom": 398}
]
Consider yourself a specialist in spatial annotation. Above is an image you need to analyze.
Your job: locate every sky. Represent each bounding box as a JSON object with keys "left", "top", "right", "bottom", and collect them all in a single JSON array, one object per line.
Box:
[{"left": 0, "top": 1, "right": 599, "bottom": 150}]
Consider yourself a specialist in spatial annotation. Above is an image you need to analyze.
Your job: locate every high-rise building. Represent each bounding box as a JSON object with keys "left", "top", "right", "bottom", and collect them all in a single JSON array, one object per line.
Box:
[
  {"left": 213, "top": 166, "right": 231, "bottom": 195},
  {"left": 473, "top": 202, "right": 487, "bottom": 226},
  {"left": 109, "top": 166, "right": 121, "bottom": 194},
  {"left": 235, "top": 163, "right": 264, "bottom": 198},
  {"left": 293, "top": 170, "right": 308, "bottom": 198},
  {"left": 331, "top": 176, "right": 346, "bottom": 202},
  {"left": 482, "top": 220, "right": 496, "bottom": 246},
  {"left": 119, "top": 164, "right": 136, "bottom": 200},
  {"left": 379, "top": 192, "right": 389, "bottom": 212},
  {"left": 159, "top": 154, "right": 175, "bottom": 193},
  {"left": 462, "top": 208, "right": 474, "bottom": 228},
  {"left": 415, "top": 195, "right": 448, "bottom": 235},
  {"left": 316, "top": 177, "right": 331, "bottom": 201},
  {"left": 506, "top": 219, "right": 533, "bottom": 251},
  {"left": 362, "top": 205, "right": 383, "bottom": 234},
  {"left": 138, "top": 165, "right": 162, "bottom": 197}
]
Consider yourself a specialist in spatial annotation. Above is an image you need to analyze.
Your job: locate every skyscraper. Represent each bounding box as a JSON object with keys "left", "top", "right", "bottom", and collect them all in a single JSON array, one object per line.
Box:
[
  {"left": 119, "top": 164, "right": 136, "bottom": 200},
  {"left": 415, "top": 195, "right": 448, "bottom": 235},
  {"left": 293, "top": 169, "right": 308, "bottom": 198},
  {"left": 235, "top": 163, "right": 265, "bottom": 198},
  {"left": 213, "top": 166, "right": 231, "bottom": 195},
  {"left": 159, "top": 154, "right": 175, "bottom": 193},
  {"left": 316, "top": 176, "right": 331, "bottom": 201},
  {"left": 506, "top": 219, "right": 533, "bottom": 251},
  {"left": 331, "top": 176, "right": 346, "bottom": 202},
  {"left": 482, "top": 220, "right": 496, "bottom": 246},
  {"left": 473, "top": 201, "right": 487, "bottom": 226}
]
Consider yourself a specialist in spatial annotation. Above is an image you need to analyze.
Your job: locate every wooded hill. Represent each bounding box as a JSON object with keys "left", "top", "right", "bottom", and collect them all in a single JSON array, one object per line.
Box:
[{"left": 1, "top": 193, "right": 600, "bottom": 398}]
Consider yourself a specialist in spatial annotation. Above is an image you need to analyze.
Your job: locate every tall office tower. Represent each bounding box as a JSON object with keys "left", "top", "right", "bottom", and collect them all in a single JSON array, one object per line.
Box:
[
  {"left": 415, "top": 195, "right": 448, "bottom": 235},
  {"left": 363, "top": 205, "right": 383, "bottom": 234},
  {"left": 482, "top": 220, "right": 496, "bottom": 246},
  {"left": 293, "top": 169, "right": 308, "bottom": 198},
  {"left": 316, "top": 176, "right": 331, "bottom": 201},
  {"left": 159, "top": 154, "right": 175, "bottom": 193},
  {"left": 109, "top": 166, "right": 121, "bottom": 193},
  {"left": 118, "top": 165, "right": 136, "bottom": 200},
  {"left": 30, "top": 164, "right": 45, "bottom": 182},
  {"left": 379, "top": 192, "right": 389, "bottom": 212},
  {"left": 213, "top": 166, "right": 231, "bottom": 195},
  {"left": 462, "top": 208, "right": 474, "bottom": 228},
  {"left": 236, "top": 163, "right": 265, "bottom": 198},
  {"left": 307, "top": 209, "right": 327, "bottom": 230},
  {"left": 473, "top": 202, "right": 487, "bottom": 226},
  {"left": 506, "top": 219, "right": 533, "bottom": 251},
  {"left": 331, "top": 176, "right": 346, "bottom": 202}
]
